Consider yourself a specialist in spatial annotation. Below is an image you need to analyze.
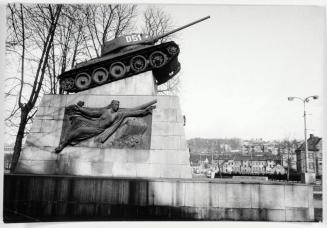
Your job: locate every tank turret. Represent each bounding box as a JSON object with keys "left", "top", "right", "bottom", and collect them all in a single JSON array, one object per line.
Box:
[{"left": 58, "top": 16, "right": 210, "bottom": 93}]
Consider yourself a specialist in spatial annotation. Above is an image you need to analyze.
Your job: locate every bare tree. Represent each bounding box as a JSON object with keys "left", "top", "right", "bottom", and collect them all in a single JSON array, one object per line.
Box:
[
  {"left": 6, "top": 4, "right": 63, "bottom": 172},
  {"left": 82, "top": 4, "right": 137, "bottom": 58},
  {"left": 142, "top": 6, "right": 174, "bottom": 43},
  {"left": 280, "top": 137, "right": 298, "bottom": 181},
  {"left": 45, "top": 5, "right": 88, "bottom": 94},
  {"left": 142, "top": 6, "right": 180, "bottom": 95}
]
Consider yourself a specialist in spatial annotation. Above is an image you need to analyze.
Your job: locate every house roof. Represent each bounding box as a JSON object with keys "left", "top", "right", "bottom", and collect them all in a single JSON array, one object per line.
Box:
[{"left": 297, "top": 134, "right": 322, "bottom": 152}]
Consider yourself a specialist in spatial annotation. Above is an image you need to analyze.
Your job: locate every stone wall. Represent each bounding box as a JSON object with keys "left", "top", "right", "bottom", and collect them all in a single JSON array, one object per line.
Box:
[{"left": 3, "top": 174, "right": 314, "bottom": 222}]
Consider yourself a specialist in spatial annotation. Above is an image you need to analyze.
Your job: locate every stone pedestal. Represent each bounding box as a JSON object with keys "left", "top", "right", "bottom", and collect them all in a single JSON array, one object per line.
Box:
[{"left": 16, "top": 72, "right": 191, "bottom": 178}]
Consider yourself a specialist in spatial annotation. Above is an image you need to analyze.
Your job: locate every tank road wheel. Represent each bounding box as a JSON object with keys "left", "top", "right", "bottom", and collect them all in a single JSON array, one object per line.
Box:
[
  {"left": 149, "top": 51, "right": 167, "bottom": 68},
  {"left": 167, "top": 44, "right": 179, "bottom": 56},
  {"left": 75, "top": 73, "right": 92, "bottom": 90},
  {"left": 130, "top": 55, "right": 147, "bottom": 73},
  {"left": 110, "top": 62, "right": 126, "bottom": 79},
  {"left": 92, "top": 67, "right": 108, "bottom": 85},
  {"left": 60, "top": 78, "right": 75, "bottom": 91}
]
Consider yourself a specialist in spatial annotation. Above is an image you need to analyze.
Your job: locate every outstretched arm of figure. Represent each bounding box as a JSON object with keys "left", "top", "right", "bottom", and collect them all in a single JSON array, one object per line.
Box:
[
  {"left": 122, "top": 105, "right": 156, "bottom": 118},
  {"left": 127, "top": 99, "right": 157, "bottom": 111}
]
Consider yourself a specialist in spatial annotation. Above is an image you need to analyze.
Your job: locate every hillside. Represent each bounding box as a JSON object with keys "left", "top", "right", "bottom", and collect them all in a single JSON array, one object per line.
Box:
[{"left": 187, "top": 138, "right": 242, "bottom": 154}]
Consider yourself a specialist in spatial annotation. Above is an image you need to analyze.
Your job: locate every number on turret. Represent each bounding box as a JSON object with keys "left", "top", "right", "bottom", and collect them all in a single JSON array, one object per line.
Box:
[{"left": 125, "top": 34, "right": 142, "bottom": 43}]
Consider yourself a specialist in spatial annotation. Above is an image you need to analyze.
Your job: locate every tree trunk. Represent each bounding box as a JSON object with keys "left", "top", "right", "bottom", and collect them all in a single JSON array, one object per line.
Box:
[{"left": 10, "top": 108, "right": 28, "bottom": 173}]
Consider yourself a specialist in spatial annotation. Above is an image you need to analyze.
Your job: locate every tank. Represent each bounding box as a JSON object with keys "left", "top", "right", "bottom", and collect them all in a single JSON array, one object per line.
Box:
[{"left": 58, "top": 16, "right": 210, "bottom": 93}]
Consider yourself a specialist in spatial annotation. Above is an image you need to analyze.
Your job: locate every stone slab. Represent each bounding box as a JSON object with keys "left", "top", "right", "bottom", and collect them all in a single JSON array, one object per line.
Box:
[
  {"left": 165, "top": 150, "right": 190, "bottom": 165},
  {"left": 77, "top": 71, "right": 157, "bottom": 96},
  {"left": 284, "top": 185, "right": 310, "bottom": 208},
  {"left": 255, "top": 184, "right": 286, "bottom": 209},
  {"left": 25, "top": 131, "right": 61, "bottom": 148},
  {"left": 35, "top": 106, "right": 65, "bottom": 120},
  {"left": 38, "top": 94, "right": 54, "bottom": 107},
  {"left": 285, "top": 208, "right": 312, "bottom": 222},
  {"left": 135, "top": 163, "right": 162, "bottom": 178},
  {"left": 18, "top": 146, "right": 57, "bottom": 161},
  {"left": 151, "top": 135, "right": 186, "bottom": 150},
  {"left": 15, "top": 160, "right": 57, "bottom": 174},
  {"left": 184, "top": 182, "right": 210, "bottom": 207},
  {"left": 29, "top": 119, "right": 43, "bottom": 133},
  {"left": 219, "top": 183, "right": 252, "bottom": 208},
  {"left": 16, "top": 147, "right": 192, "bottom": 178},
  {"left": 151, "top": 181, "right": 174, "bottom": 206},
  {"left": 152, "top": 122, "right": 185, "bottom": 136},
  {"left": 161, "top": 165, "right": 192, "bottom": 179},
  {"left": 265, "top": 209, "right": 286, "bottom": 221}
]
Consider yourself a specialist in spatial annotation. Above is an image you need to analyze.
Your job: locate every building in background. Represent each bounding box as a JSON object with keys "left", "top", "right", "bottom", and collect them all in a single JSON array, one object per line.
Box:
[
  {"left": 241, "top": 139, "right": 279, "bottom": 155},
  {"left": 4, "top": 144, "right": 14, "bottom": 153},
  {"left": 212, "top": 154, "right": 283, "bottom": 175},
  {"left": 296, "top": 134, "right": 322, "bottom": 177},
  {"left": 4, "top": 143, "right": 15, "bottom": 172}
]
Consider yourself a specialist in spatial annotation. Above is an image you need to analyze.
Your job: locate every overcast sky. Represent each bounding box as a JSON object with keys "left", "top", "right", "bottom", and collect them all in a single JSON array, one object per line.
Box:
[{"left": 150, "top": 4, "right": 325, "bottom": 141}]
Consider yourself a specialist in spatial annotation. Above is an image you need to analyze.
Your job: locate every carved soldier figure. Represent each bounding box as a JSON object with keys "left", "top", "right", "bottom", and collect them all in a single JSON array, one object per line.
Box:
[{"left": 54, "top": 99, "right": 157, "bottom": 154}]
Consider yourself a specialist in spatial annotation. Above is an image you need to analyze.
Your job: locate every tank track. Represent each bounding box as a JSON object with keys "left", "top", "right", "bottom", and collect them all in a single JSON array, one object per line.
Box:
[{"left": 58, "top": 41, "right": 180, "bottom": 93}]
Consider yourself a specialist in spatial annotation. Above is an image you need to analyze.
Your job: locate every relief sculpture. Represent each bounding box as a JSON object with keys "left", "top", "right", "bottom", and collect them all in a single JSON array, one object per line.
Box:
[{"left": 54, "top": 99, "right": 157, "bottom": 153}]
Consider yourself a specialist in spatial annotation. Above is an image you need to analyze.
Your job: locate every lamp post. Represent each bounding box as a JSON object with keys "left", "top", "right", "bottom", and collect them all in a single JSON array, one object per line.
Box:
[{"left": 288, "top": 95, "right": 318, "bottom": 183}]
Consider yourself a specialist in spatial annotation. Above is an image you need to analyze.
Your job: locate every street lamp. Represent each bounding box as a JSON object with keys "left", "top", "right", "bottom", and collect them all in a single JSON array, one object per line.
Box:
[{"left": 287, "top": 95, "right": 318, "bottom": 182}]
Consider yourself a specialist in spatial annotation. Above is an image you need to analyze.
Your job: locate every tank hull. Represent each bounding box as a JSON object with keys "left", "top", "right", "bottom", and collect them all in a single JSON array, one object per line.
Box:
[{"left": 58, "top": 41, "right": 180, "bottom": 93}]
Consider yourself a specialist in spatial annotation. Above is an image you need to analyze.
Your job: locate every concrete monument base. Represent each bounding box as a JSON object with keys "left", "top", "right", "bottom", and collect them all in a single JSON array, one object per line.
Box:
[
  {"left": 15, "top": 72, "right": 191, "bottom": 178},
  {"left": 4, "top": 174, "right": 314, "bottom": 222}
]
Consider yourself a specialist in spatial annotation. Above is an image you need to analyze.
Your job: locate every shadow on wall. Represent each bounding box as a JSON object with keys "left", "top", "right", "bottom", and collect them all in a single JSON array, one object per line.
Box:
[{"left": 3, "top": 175, "right": 201, "bottom": 222}]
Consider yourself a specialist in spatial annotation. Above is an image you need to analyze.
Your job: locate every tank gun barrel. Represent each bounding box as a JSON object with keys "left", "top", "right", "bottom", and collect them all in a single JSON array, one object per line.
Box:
[{"left": 152, "top": 16, "right": 210, "bottom": 43}]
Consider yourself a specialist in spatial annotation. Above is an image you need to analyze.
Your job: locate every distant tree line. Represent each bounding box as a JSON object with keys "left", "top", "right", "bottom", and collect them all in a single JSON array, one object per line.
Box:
[{"left": 188, "top": 138, "right": 242, "bottom": 153}]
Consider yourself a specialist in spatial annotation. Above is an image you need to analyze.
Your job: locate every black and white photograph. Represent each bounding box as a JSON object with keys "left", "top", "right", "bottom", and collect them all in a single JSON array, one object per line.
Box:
[{"left": 2, "top": 0, "right": 326, "bottom": 224}]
